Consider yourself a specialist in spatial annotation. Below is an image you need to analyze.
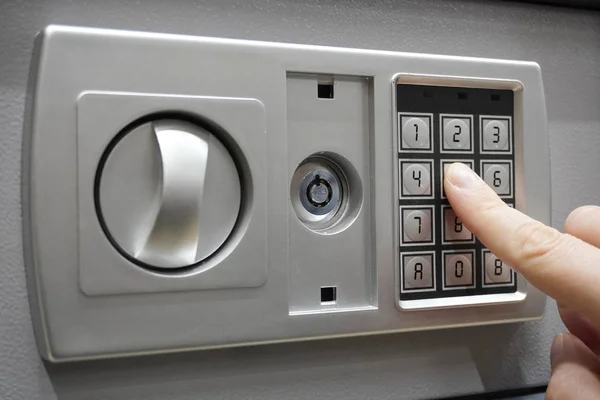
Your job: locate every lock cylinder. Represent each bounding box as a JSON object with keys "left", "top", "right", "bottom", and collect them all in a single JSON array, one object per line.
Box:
[
  {"left": 290, "top": 153, "right": 362, "bottom": 234},
  {"left": 299, "top": 165, "right": 341, "bottom": 217}
]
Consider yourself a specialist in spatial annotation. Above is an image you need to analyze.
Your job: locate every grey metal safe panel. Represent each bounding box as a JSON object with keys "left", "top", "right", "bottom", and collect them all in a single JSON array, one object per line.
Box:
[{"left": 23, "top": 25, "right": 550, "bottom": 361}]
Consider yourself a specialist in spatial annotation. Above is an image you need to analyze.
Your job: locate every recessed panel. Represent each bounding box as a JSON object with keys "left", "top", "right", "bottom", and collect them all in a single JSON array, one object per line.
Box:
[
  {"left": 286, "top": 73, "right": 375, "bottom": 314},
  {"left": 396, "top": 83, "right": 518, "bottom": 307}
]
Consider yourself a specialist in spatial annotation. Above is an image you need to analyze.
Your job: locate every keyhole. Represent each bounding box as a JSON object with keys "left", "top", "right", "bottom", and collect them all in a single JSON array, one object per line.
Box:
[{"left": 306, "top": 175, "right": 333, "bottom": 207}]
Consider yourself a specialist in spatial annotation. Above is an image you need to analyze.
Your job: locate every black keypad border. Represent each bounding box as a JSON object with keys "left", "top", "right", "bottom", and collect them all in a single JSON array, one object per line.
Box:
[{"left": 397, "top": 84, "right": 517, "bottom": 301}]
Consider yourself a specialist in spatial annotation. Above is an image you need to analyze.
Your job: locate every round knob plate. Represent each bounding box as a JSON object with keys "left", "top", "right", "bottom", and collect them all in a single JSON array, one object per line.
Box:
[{"left": 97, "top": 119, "right": 241, "bottom": 270}]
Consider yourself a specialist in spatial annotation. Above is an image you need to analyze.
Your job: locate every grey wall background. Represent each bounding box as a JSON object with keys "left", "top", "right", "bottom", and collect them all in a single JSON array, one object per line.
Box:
[{"left": 1, "top": 0, "right": 599, "bottom": 399}]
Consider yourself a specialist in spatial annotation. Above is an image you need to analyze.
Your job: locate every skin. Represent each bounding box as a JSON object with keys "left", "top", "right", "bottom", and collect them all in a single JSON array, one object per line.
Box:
[{"left": 444, "top": 162, "right": 600, "bottom": 400}]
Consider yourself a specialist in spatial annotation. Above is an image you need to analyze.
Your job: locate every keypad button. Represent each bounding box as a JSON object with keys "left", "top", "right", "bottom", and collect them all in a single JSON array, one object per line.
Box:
[
  {"left": 402, "top": 253, "right": 435, "bottom": 291},
  {"left": 442, "top": 206, "right": 474, "bottom": 243},
  {"left": 481, "top": 161, "right": 512, "bottom": 197},
  {"left": 441, "top": 115, "right": 473, "bottom": 152},
  {"left": 440, "top": 160, "right": 474, "bottom": 198},
  {"left": 403, "top": 164, "right": 430, "bottom": 195},
  {"left": 401, "top": 207, "right": 433, "bottom": 244},
  {"left": 400, "top": 160, "right": 433, "bottom": 198},
  {"left": 483, "top": 250, "right": 514, "bottom": 286},
  {"left": 443, "top": 251, "right": 474, "bottom": 289},
  {"left": 400, "top": 115, "right": 432, "bottom": 151},
  {"left": 481, "top": 117, "right": 511, "bottom": 152}
]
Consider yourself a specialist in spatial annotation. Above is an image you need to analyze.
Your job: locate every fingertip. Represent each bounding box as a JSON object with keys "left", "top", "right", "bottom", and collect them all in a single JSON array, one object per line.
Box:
[
  {"left": 444, "top": 162, "right": 480, "bottom": 190},
  {"left": 443, "top": 161, "right": 513, "bottom": 246},
  {"left": 547, "top": 337, "right": 600, "bottom": 400},
  {"left": 551, "top": 332, "right": 586, "bottom": 369},
  {"left": 551, "top": 332, "right": 600, "bottom": 374}
]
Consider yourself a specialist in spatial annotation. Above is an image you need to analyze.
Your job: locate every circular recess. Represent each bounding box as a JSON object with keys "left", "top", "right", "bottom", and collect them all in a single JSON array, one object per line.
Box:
[
  {"left": 290, "top": 153, "right": 363, "bottom": 234},
  {"left": 97, "top": 118, "right": 242, "bottom": 271}
]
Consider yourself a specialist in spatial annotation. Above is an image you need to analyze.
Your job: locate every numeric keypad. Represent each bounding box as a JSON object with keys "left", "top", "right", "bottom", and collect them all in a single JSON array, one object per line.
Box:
[{"left": 397, "top": 84, "right": 516, "bottom": 301}]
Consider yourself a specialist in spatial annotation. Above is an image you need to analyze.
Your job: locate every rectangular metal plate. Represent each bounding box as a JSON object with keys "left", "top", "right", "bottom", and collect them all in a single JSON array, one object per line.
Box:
[{"left": 23, "top": 25, "right": 550, "bottom": 361}]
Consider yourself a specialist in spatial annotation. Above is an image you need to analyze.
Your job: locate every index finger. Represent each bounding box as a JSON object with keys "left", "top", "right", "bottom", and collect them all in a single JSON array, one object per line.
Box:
[{"left": 444, "top": 162, "right": 600, "bottom": 323}]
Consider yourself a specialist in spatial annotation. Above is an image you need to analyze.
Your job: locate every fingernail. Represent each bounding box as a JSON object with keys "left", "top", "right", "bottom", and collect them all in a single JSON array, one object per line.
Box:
[
  {"left": 446, "top": 163, "right": 479, "bottom": 189},
  {"left": 550, "top": 333, "right": 565, "bottom": 369}
]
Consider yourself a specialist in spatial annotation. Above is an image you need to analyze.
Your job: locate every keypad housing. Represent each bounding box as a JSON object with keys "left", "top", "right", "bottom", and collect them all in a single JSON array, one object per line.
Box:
[{"left": 397, "top": 84, "right": 516, "bottom": 302}]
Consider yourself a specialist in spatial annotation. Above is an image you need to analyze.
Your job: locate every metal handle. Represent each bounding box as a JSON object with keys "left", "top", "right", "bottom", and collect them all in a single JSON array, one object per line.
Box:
[{"left": 135, "top": 121, "right": 209, "bottom": 268}]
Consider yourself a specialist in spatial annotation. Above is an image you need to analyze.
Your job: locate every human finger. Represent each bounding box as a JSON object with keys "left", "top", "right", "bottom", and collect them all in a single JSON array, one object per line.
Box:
[
  {"left": 444, "top": 163, "right": 600, "bottom": 323},
  {"left": 547, "top": 333, "right": 600, "bottom": 400},
  {"left": 564, "top": 206, "right": 600, "bottom": 248},
  {"left": 558, "top": 304, "right": 600, "bottom": 355}
]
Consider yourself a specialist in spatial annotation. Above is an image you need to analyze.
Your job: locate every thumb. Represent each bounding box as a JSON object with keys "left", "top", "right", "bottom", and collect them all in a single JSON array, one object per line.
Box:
[
  {"left": 547, "top": 333, "right": 600, "bottom": 400},
  {"left": 551, "top": 333, "right": 600, "bottom": 372}
]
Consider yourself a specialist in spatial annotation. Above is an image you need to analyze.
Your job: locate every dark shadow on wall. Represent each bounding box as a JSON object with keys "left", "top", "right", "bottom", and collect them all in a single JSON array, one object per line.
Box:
[
  {"left": 439, "top": 388, "right": 546, "bottom": 399},
  {"left": 509, "top": 0, "right": 600, "bottom": 10}
]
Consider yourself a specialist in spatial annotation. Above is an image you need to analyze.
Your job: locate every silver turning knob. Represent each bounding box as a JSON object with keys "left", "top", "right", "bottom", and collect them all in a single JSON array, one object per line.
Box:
[{"left": 97, "top": 119, "right": 241, "bottom": 270}]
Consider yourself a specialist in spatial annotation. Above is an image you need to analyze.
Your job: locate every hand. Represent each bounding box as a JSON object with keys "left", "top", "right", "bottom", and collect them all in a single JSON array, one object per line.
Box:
[{"left": 444, "top": 162, "right": 600, "bottom": 400}]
